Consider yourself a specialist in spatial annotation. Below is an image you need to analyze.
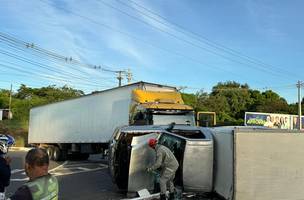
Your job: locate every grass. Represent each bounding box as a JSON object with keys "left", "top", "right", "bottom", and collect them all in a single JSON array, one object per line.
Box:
[{"left": 0, "top": 119, "right": 28, "bottom": 147}]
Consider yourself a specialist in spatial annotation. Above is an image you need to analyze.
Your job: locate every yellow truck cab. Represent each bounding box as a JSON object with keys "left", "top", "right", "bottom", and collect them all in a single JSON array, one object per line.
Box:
[{"left": 130, "top": 89, "right": 195, "bottom": 126}]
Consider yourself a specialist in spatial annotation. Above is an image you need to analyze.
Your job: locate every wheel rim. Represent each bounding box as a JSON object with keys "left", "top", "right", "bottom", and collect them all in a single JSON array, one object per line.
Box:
[
  {"left": 54, "top": 150, "right": 57, "bottom": 159},
  {"left": 47, "top": 148, "right": 51, "bottom": 157}
]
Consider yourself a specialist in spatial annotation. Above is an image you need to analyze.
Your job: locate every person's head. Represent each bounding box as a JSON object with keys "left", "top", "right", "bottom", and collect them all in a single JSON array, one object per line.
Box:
[
  {"left": 25, "top": 148, "right": 49, "bottom": 180},
  {"left": 266, "top": 116, "right": 271, "bottom": 122},
  {"left": 148, "top": 138, "right": 157, "bottom": 149}
]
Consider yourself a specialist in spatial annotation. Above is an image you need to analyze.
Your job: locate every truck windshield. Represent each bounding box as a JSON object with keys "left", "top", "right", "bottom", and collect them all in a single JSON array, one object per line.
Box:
[{"left": 152, "top": 113, "right": 195, "bottom": 126}]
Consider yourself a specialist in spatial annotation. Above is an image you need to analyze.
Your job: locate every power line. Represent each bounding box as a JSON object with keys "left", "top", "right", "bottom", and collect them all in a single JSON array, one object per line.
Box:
[
  {"left": 0, "top": 49, "right": 104, "bottom": 86},
  {"left": 120, "top": 0, "right": 300, "bottom": 80},
  {"left": 98, "top": 0, "right": 296, "bottom": 80},
  {"left": 0, "top": 31, "right": 125, "bottom": 84},
  {"left": 39, "top": 0, "right": 261, "bottom": 84},
  {"left": 102, "top": 68, "right": 133, "bottom": 86},
  {"left": 0, "top": 62, "right": 81, "bottom": 86},
  {"left": 0, "top": 37, "right": 95, "bottom": 79},
  {"left": 0, "top": 41, "right": 116, "bottom": 86},
  {"left": 0, "top": 51, "right": 117, "bottom": 89},
  {"left": 0, "top": 32, "right": 100, "bottom": 70},
  {"left": 0, "top": 40, "right": 116, "bottom": 83},
  {"left": 0, "top": 61, "right": 113, "bottom": 88}
]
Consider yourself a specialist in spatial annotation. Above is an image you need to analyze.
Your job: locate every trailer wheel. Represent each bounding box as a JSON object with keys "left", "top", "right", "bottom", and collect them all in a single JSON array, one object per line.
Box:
[
  {"left": 46, "top": 146, "right": 54, "bottom": 160},
  {"left": 52, "top": 146, "right": 61, "bottom": 161}
]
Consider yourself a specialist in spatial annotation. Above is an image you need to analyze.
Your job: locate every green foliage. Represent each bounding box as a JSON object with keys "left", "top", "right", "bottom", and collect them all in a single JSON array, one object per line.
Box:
[
  {"left": 0, "top": 82, "right": 301, "bottom": 139},
  {"left": 0, "top": 85, "right": 84, "bottom": 146},
  {"left": 1, "top": 84, "right": 84, "bottom": 122},
  {"left": 182, "top": 81, "right": 299, "bottom": 126},
  {"left": 0, "top": 120, "right": 28, "bottom": 146}
]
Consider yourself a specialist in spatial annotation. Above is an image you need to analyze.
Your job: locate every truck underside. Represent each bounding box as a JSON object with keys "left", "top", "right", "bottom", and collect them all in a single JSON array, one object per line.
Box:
[{"left": 38, "top": 143, "right": 106, "bottom": 161}]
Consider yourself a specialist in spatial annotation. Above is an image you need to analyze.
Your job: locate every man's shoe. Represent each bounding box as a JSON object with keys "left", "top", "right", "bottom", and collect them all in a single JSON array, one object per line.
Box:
[
  {"left": 168, "top": 192, "right": 175, "bottom": 200},
  {"left": 160, "top": 194, "right": 166, "bottom": 200}
]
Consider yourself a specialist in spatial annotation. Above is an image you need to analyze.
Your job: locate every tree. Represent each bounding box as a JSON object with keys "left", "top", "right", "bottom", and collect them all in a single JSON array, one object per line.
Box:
[
  {"left": 182, "top": 90, "right": 209, "bottom": 112},
  {"left": 10, "top": 84, "right": 84, "bottom": 121},
  {"left": 252, "top": 90, "right": 290, "bottom": 113},
  {"left": 0, "top": 89, "right": 10, "bottom": 108},
  {"left": 210, "top": 81, "right": 252, "bottom": 121}
]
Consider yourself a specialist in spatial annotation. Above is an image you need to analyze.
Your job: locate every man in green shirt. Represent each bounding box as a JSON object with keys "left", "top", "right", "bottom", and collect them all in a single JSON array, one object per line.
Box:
[{"left": 9, "top": 148, "right": 59, "bottom": 200}]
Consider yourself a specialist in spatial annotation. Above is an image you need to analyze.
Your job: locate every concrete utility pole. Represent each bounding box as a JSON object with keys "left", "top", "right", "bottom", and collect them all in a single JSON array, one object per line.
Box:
[
  {"left": 297, "top": 81, "right": 303, "bottom": 130},
  {"left": 102, "top": 68, "right": 133, "bottom": 87},
  {"left": 8, "top": 84, "right": 12, "bottom": 119},
  {"left": 127, "top": 69, "right": 132, "bottom": 84},
  {"left": 102, "top": 69, "right": 126, "bottom": 87},
  {"left": 117, "top": 71, "right": 123, "bottom": 87}
]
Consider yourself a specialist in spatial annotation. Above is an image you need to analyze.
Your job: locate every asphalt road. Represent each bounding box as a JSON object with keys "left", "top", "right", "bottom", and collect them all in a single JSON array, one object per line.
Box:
[
  {"left": 6, "top": 149, "right": 125, "bottom": 200},
  {"left": 6, "top": 149, "right": 214, "bottom": 200}
]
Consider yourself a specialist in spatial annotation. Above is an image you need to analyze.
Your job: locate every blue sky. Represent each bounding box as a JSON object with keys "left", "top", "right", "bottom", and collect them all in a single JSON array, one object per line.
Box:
[{"left": 0, "top": 0, "right": 303, "bottom": 103}]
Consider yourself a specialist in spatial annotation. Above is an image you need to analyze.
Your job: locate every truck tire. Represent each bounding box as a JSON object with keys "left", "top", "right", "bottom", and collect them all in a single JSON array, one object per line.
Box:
[
  {"left": 52, "top": 146, "right": 61, "bottom": 161},
  {"left": 46, "top": 146, "right": 54, "bottom": 160}
]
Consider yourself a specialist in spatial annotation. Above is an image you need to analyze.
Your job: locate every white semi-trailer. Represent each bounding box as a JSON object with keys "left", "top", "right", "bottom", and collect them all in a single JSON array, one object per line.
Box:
[{"left": 28, "top": 82, "right": 195, "bottom": 161}]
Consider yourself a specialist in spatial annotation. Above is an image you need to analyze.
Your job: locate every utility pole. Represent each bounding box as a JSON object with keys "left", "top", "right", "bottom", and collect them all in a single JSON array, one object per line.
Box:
[
  {"left": 117, "top": 71, "right": 123, "bottom": 87},
  {"left": 8, "top": 84, "right": 12, "bottom": 119},
  {"left": 127, "top": 69, "right": 132, "bottom": 84},
  {"left": 102, "top": 68, "right": 127, "bottom": 87},
  {"left": 297, "top": 81, "right": 303, "bottom": 130}
]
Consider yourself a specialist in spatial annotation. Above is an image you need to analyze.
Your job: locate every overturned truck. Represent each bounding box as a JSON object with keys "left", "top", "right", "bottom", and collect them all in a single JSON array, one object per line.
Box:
[{"left": 109, "top": 126, "right": 304, "bottom": 200}]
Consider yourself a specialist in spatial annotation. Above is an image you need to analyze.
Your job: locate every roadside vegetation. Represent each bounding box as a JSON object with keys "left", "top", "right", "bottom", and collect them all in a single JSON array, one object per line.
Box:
[
  {"left": 182, "top": 81, "right": 299, "bottom": 125},
  {"left": 0, "top": 81, "right": 301, "bottom": 146},
  {"left": 0, "top": 84, "right": 83, "bottom": 146}
]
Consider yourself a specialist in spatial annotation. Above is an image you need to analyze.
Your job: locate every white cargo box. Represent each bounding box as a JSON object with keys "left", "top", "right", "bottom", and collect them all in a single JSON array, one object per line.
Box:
[
  {"left": 28, "top": 82, "right": 176, "bottom": 144},
  {"left": 212, "top": 127, "right": 304, "bottom": 200}
]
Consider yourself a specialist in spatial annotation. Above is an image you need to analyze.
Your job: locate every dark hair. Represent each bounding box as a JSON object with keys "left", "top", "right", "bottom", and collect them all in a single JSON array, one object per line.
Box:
[{"left": 25, "top": 148, "right": 49, "bottom": 167}]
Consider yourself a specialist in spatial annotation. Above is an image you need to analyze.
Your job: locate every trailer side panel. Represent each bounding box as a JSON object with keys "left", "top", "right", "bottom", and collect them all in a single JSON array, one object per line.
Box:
[
  {"left": 29, "top": 85, "right": 137, "bottom": 143},
  {"left": 234, "top": 131, "right": 304, "bottom": 200}
]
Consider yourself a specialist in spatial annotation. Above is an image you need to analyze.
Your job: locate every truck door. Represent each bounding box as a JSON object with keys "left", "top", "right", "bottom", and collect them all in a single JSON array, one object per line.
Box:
[
  {"left": 127, "top": 133, "right": 159, "bottom": 192},
  {"left": 183, "top": 139, "right": 213, "bottom": 192},
  {"left": 197, "top": 112, "right": 216, "bottom": 127}
]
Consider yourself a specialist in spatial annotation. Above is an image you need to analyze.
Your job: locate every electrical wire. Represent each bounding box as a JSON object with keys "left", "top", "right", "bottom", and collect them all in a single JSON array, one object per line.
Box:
[
  {"left": 0, "top": 62, "right": 113, "bottom": 88},
  {"left": 0, "top": 40, "right": 116, "bottom": 84},
  {"left": 120, "top": 0, "right": 301, "bottom": 80},
  {"left": 40, "top": 0, "right": 266, "bottom": 85},
  {"left": 0, "top": 48, "right": 110, "bottom": 86},
  {"left": 0, "top": 33, "right": 117, "bottom": 82},
  {"left": 98, "top": 0, "right": 296, "bottom": 80}
]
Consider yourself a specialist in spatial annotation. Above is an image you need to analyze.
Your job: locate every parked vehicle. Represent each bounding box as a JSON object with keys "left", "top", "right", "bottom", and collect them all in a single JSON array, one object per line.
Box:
[
  {"left": 28, "top": 82, "right": 196, "bottom": 161},
  {"left": 109, "top": 125, "right": 304, "bottom": 200}
]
